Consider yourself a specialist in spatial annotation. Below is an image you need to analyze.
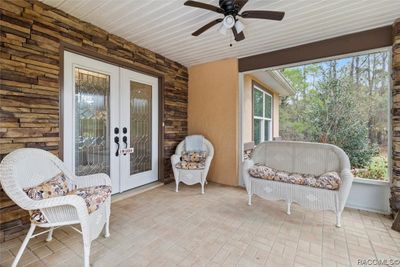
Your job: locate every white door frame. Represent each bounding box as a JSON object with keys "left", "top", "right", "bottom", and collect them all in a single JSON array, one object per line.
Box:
[{"left": 63, "top": 50, "right": 160, "bottom": 193}]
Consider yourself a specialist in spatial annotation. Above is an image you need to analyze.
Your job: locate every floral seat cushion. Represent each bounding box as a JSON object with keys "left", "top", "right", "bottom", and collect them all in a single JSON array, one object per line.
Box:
[
  {"left": 24, "top": 173, "right": 111, "bottom": 223},
  {"left": 248, "top": 164, "right": 341, "bottom": 190},
  {"left": 176, "top": 161, "right": 206, "bottom": 170},
  {"left": 68, "top": 185, "right": 112, "bottom": 214},
  {"left": 176, "top": 151, "right": 207, "bottom": 170},
  {"left": 181, "top": 151, "right": 207, "bottom": 162}
]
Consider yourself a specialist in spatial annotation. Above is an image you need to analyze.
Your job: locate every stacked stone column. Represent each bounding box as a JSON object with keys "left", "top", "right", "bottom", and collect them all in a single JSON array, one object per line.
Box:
[{"left": 391, "top": 19, "right": 400, "bottom": 220}]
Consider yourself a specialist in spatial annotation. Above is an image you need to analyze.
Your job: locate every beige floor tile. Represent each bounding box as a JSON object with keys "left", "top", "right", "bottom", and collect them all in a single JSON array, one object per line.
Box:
[{"left": 1, "top": 183, "right": 399, "bottom": 267}]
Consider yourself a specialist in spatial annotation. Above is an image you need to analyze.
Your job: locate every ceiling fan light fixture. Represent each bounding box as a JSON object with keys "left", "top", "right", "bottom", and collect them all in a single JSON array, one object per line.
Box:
[
  {"left": 218, "top": 23, "right": 228, "bottom": 35},
  {"left": 185, "top": 0, "right": 285, "bottom": 42},
  {"left": 235, "top": 20, "right": 245, "bottom": 33},
  {"left": 222, "top": 15, "right": 235, "bottom": 29}
]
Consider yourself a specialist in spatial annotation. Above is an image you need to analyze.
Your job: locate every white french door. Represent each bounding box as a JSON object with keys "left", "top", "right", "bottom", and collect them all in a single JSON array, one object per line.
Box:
[
  {"left": 63, "top": 51, "right": 158, "bottom": 194},
  {"left": 119, "top": 69, "right": 158, "bottom": 191}
]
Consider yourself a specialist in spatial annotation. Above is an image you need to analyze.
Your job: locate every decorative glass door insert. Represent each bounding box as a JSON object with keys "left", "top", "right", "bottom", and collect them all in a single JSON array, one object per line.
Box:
[
  {"left": 130, "top": 81, "right": 152, "bottom": 175},
  {"left": 74, "top": 68, "right": 110, "bottom": 176}
]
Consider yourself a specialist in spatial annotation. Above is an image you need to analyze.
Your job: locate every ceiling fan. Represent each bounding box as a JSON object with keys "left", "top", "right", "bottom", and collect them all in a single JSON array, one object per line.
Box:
[{"left": 184, "top": 0, "right": 285, "bottom": 42}]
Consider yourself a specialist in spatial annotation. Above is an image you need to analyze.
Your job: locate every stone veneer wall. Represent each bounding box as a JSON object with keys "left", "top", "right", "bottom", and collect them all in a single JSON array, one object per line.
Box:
[
  {"left": 391, "top": 19, "right": 400, "bottom": 216},
  {"left": 0, "top": 0, "right": 188, "bottom": 241}
]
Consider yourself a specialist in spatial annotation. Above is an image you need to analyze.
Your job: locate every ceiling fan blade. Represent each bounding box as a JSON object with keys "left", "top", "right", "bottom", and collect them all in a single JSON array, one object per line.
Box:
[
  {"left": 184, "top": 1, "right": 224, "bottom": 14},
  {"left": 234, "top": 0, "right": 249, "bottom": 12},
  {"left": 241, "top": 10, "right": 285, "bottom": 20},
  {"left": 232, "top": 27, "right": 245, "bottom": 42},
  {"left": 192, "top": 19, "right": 223, "bottom": 36}
]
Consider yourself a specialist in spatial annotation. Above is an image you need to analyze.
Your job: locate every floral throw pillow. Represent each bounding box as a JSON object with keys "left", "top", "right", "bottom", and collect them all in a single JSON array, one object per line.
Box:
[
  {"left": 23, "top": 172, "right": 70, "bottom": 224},
  {"left": 23, "top": 172, "right": 69, "bottom": 200}
]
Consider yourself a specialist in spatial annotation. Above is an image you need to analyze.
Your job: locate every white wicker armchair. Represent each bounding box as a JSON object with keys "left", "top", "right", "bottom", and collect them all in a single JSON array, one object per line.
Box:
[
  {"left": 243, "top": 141, "right": 354, "bottom": 227},
  {"left": 0, "top": 148, "right": 111, "bottom": 267},
  {"left": 171, "top": 138, "right": 214, "bottom": 194}
]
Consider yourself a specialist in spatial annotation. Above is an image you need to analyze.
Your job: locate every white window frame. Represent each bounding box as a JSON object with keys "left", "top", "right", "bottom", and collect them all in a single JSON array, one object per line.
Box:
[{"left": 253, "top": 85, "right": 273, "bottom": 144}]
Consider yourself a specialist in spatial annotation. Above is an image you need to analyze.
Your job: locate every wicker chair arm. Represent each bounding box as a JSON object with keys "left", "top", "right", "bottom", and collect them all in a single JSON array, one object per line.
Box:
[
  {"left": 205, "top": 155, "right": 213, "bottom": 166},
  {"left": 242, "top": 159, "right": 254, "bottom": 194},
  {"left": 26, "top": 195, "right": 89, "bottom": 218},
  {"left": 339, "top": 168, "right": 354, "bottom": 211},
  {"left": 171, "top": 154, "right": 181, "bottom": 165}
]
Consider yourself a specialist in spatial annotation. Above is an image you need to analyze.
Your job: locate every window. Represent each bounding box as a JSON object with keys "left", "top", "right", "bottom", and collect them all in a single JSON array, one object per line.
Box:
[
  {"left": 253, "top": 85, "right": 272, "bottom": 145},
  {"left": 279, "top": 50, "right": 390, "bottom": 181}
]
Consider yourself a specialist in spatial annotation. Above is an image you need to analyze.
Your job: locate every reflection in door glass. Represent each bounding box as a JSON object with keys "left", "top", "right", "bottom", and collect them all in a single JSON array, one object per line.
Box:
[
  {"left": 130, "top": 81, "right": 152, "bottom": 175},
  {"left": 75, "top": 68, "right": 110, "bottom": 176}
]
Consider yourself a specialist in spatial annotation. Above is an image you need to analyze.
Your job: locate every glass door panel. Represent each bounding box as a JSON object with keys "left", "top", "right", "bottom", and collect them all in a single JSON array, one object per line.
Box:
[
  {"left": 74, "top": 68, "right": 110, "bottom": 176},
  {"left": 130, "top": 81, "right": 152, "bottom": 175}
]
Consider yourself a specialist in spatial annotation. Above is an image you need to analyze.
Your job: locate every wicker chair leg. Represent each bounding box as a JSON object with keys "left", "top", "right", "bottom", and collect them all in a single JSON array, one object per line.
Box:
[
  {"left": 336, "top": 212, "right": 342, "bottom": 227},
  {"left": 83, "top": 244, "right": 90, "bottom": 267},
  {"left": 248, "top": 193, "right": 252, "bottom": 206},
  {"left": 175, "top": 180, "right": 179, "bottom": 193},
  {"left": 12, "top": 224, "right": 36, "bottom": 267},
  {"left": 287, "top": 202, "right": 291, "bottom": 215},
  {"left": 201, "top": 182, "right": 205, "bottom": 194},
  {"left": 104, "top": 220, "right": 110, "bottom": 238},
  {"left": 46, "top": 227, "right": 54, "bottom": 242},
  {"left": 104, "top": 199, "right": 111, "bottom": 238}
]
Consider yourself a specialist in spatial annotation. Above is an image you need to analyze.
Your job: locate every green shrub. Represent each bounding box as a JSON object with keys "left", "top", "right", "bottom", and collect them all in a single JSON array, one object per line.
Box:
[{"left": 365, "top": 156, "right": 388, "bottom": 180}]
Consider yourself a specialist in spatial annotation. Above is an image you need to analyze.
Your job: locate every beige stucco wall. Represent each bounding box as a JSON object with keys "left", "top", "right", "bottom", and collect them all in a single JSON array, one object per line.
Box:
[
  {"left": 188, "top": 58, "right": 239, "bottom": 186},
  {"left": 243, "top": 74, "right": 280, "bottom": 143}
]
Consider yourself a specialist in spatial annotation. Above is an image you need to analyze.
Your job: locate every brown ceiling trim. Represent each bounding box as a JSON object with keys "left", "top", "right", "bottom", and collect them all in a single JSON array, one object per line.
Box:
[{"left": 238, "top": 25, "right": 393, "bottom": 72}]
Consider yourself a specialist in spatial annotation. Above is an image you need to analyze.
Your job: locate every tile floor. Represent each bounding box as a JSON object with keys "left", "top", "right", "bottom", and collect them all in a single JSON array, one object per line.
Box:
[{"left": 1, "top": 183, "right": 399, "bottom": 267}]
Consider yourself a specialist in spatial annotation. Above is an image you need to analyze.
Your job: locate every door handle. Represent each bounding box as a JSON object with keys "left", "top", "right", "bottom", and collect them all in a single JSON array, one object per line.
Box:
[
  {"left": 114, "top": 136, "right": 120, "bottom": 157},
  {"left": 122, "top": 136, "right": 128, "bottom": 155}
]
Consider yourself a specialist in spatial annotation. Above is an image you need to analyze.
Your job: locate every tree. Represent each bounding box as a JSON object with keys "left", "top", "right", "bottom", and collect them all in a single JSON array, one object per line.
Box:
[{"left": 306, "top": 66, "right": 376, "bottom": 167}]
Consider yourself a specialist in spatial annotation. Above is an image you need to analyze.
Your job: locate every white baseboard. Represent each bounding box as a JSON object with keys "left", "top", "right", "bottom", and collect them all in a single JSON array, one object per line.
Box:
[{"left": 111, "top": 182, "right": 163, "bottom": 203}]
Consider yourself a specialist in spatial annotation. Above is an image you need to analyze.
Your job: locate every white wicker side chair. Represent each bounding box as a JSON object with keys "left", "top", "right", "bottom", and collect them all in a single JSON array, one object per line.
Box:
[
  {"left": 0, "top": 148, "right": 111, "bottom": 267},
  {"left": 171, "top": 137, "right": 214, "bottom": 194}
]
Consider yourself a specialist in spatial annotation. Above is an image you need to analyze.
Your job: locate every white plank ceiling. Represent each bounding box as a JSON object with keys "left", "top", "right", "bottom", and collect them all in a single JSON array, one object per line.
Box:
[{"left": 42, "top": 0, "right": 400, "bottom": 67}]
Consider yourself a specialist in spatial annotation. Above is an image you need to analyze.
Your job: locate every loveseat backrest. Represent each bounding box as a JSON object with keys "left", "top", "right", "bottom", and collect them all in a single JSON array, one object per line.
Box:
[{"left": 252, "top": 141, "right": 350, "bottom": 176}]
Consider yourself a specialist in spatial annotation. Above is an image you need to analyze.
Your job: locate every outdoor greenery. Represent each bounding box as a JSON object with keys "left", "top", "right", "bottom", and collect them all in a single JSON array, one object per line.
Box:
[{"left": 279, "top": 51, "right": 390, "bottom": 180}]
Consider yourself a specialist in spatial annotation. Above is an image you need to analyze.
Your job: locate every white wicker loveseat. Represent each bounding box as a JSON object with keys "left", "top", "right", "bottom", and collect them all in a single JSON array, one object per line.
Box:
[
  {"left": 0, "top": 148, "right": 111, "bottom": 267},
  {"left": 243, "top": 141, "right": 354, "bottom": 227},
  {"left": 171, "top": 137, "right": 214, "bottom": 194}
]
